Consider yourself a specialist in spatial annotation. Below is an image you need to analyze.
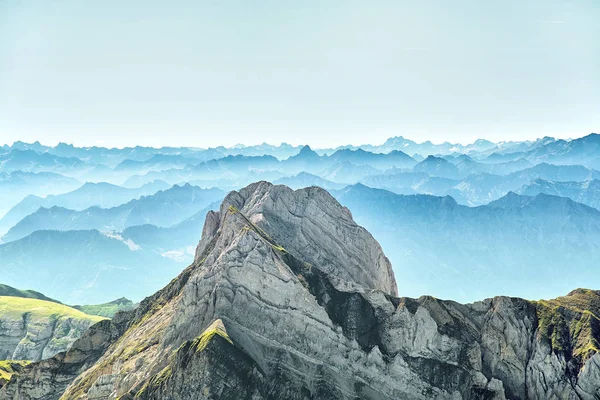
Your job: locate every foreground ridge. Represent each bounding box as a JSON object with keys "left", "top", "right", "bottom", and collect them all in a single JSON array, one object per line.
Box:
[{"left": 1, "top": 182, "right": 599, "bottom": 399}]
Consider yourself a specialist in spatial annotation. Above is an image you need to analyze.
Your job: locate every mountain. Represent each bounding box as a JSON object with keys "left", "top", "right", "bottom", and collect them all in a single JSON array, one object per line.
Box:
[
  {"left": 351, "top": 135, "right": 499, "bottom": 156},
  {"left": 319, "top": 161, "right": 382, "bottom": 183},
  {"left": 115, "top": 154, "right": 204, "bottom": 172},
  {"left": 411, "top": 155, "right": 461, "bottom": 179},
  {"left": 518, "top": 179, "right": 600, "bottom": 210},
  {"left": 2, "top": 182, "right": 598, "bottom": 399},
  {"left": 333, "top": 184, "right": 600, "bottom": 302},
  {"left": 0, "top": 180, "right": 170, "bottom": 236},
  {"left": 273, "top": 172, "right": 345, "bottom": 191},
  {"left": 224, "top": 142, "right": 302, "bottom": 159},
  {"left": 0, "top": 284, "right": 59, "bottom": 303},
  {"left": 2, "top": 184, "right": 224, "bottom": 242},
  {"left": 121, "top": 202, "right": 221, "bottom": 262},
  {"left": 360, "top": 171, "right": 458, "bottom": 196},
  {"left": 0, "top": 171, "right": 81, "bottom": 218},
  {"left": 281, "top": 145, "right": 325, "bottom": 173},
  {"left": 525, "top": 133, "right": 600, "bottom": 166},
  {"left": 0, "top": 149, "right": 85, "bottom": 173},
  {"left": 72, "top": 298, "right": 135, "bottom": 318},
  {"left": 361, "top": 163, "right": 600, "bottom": 207},
  {"left": 327, "top": 148, "right": 416, "bottom": 170},
  {"left": 508, "top": 162, "right": 600, "bottom": 184},
  {"left": 0, "top": 295, "right": 104, "bottom": 362},
  {"left": 0, "top": 229, "right": 186, "bottom": 304},
  {"left": 453, "top": 157, "right": 533, "bottom": 176}
]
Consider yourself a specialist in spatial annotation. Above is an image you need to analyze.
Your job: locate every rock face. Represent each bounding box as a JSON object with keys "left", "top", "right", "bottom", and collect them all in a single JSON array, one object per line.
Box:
[
  {"left": 2, "top": 182, "right": 599, "bottom": 399},
  {"left": 0, "top": 296, "right": 105, "bottom": 362}
]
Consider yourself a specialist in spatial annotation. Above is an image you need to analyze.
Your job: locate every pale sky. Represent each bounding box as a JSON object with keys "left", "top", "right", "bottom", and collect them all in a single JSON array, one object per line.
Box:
[{"left": 0, "top": 0, "right": 598, "bottom": 148}]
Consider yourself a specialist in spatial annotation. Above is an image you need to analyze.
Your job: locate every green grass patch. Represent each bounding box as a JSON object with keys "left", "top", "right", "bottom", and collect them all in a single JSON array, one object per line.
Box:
[
  {"left": 73, "top": 298, "right": 135, "bottom": 318},
  {"left": 192, "top": 319, "right": 232, "bottom": 353},
  {"left": 0, "top": 296, "right": 106, "bottom": 323},
  {"left": 533, "top": 289, "right": 600, "bottom": 362},
  {"left": 0, "top": 360, "right": 31, "bottom": 384}
]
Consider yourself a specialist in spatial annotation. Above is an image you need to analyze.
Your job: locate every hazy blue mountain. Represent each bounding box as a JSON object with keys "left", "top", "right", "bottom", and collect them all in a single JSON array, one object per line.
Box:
[
  {"left": 2, "top": 184, "right": 224, "bottom": 242},
  {"left": 0, "top": 180, "right": 171, "bottom": 236},
  {"left": 360, "top": 171, "right": 457, "bottom": 195},
  {"left": 187, "top": 155, "right": 280, "bottom": 179},
  {"left": 453, "top": 157, "right": 532, "bottom": 176},
  {"left": 122, "top": 202, "right": 219, "bottom": 262},
  {"left": 411, "top": 155, "right": 460, "bottom": 179},
  {"left": 340, "top": 136, "right": 498, "bottom": 157},
  {"left": 280, "top": 145, "right": 325, "bottom": 174},
  {"left": 0, "top": 229, "right": 186, "bottom": 304},
  {"left": 508, "top": 162, "right": 600, "bottom": 184},
  {"left": 115, "top": 154, "right": 203, "bottom": 172},
  {"left": 0, "top": 171, "right": 81, "bottom": 219},
  {"left": 46, "top": 142, "right": 214, "bottom": 167},
  {"left": 4, "top": 141, "right": 51, "bottom": 153},
  {"left": 475, "top": 136, "right": 557, "bottom": 160},
  {"left": 481, "top": 151, "right": 530, "bottom": 163},
  {"left": 319, "top": 161, "right": 382, "bottom": 184},
  {"left": 358, "top": 163, "right": 600, "bottom": 206},
  {"left": 518, "top": 179, "right": 600, "bottom": 210},
  {"left": 223, "top": 142, "right": 302, "bottom": 159},
  {"left": 273, "top": 172, "right": 345, "bottom": 191},
  {"left": 451, "top": 164, "right": 600, "bottom": 205},
  {"left": 525, "top": 133, "right": 600, "bottom": 166},
  {"left": 332, "top": 184, "right": 600, "bottom": 302},
  {"left": 0, "top": 149, "right": 85, "bottom": 172},
  {"left": 327, "top": 148, "right": 416, "bottom": 170}
]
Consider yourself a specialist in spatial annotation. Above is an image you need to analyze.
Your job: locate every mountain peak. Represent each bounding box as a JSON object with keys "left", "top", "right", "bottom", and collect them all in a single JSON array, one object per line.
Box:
[
  {"left": 298, "top": 144, "right": 313, "bottom": 154},
  {"left": 196, "top": 181, "right": 397, "bottom": 296}
]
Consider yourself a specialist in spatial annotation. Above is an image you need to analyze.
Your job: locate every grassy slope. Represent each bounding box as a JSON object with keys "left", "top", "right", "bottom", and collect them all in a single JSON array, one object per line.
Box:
[
  {"left": 533, "top": 289, "right": 600, "bottom": 363},
  {"left": 0, "top": 360, "right": 31, "bottom": 385},
  {"left": 73, "top": 297, "right": 135, "bottom": 318},
  {"left": 0, "top": 296, "right": 105, "bottom": 323},
  {"left": 0, "top": 284, "right": 60, "bottom": 304}
]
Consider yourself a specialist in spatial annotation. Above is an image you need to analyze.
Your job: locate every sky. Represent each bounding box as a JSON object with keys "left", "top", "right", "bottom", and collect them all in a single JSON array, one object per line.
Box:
[{"left": 0, "top": 0, "right": 598, "bottom": 148}]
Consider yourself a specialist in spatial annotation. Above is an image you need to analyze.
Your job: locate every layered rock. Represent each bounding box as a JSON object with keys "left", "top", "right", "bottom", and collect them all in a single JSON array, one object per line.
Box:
[
  {"left": 2, "top": 182, "right": 599, "bottom": 399},
  {"left": 0, "top": 296, "right": 105, "bottom": 362}
]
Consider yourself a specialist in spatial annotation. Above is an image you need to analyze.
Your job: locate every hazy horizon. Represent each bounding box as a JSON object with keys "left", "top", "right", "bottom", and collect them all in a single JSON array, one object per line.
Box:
[{"left": 1, "top": 131, "right": 596, "bottom": 151}]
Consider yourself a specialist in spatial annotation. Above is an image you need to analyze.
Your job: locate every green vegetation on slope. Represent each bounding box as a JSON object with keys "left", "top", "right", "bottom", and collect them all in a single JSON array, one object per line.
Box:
[
  {"left": 533, "top": 289, "right": 600, "bottom": 363},
  {"left": 0, "top": 283, "right": 60, "bottom": 304},
  {"left": 0, "top": 296, "right": 105, "bottom": 323},
  {"left": 0, "top": 360, "right": 31, "bottom": 386},
  {"left": 73, "top": 297, "right": 136, "bottom": 318}
]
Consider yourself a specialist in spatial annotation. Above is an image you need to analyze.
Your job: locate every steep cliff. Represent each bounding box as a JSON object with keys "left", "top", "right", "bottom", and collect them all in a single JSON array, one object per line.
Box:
[
  {"left": 0, "top": 296, "right": 105, "bottom": 362},
  {"left": 2, "top": 182, "right": 599, "bottom": 399}
]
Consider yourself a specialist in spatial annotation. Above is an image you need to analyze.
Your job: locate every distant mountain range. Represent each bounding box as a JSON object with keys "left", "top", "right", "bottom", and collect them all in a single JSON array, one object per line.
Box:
[
  {"left": 333, "top": 184, "right": 600, "bottom": 302},
  {"left": 0, "top": 180, "right": 170, "bottom": 235},
  {"left": 2, "top": 184, "right": 224, "bottom": 242},
  {"left": 1, "top": 132, "right": 600, "bottom": 306},
  {"left": 0, "top": 229, "right": 186, "bottom": 304},
  {"left": 518, "top": 179, "right": 600, "bottom": 210},
  {"left": 360, "top": 162, "right": 600, "bottom": 206},
  {"left": 0, "top": 171, "right": 81, "bottom": 218}
]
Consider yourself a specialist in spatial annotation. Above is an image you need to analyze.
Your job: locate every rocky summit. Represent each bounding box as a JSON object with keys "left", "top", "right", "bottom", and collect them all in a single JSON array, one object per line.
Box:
[{"left": 1, "top": 182, "right": 599, "bottom": 399}]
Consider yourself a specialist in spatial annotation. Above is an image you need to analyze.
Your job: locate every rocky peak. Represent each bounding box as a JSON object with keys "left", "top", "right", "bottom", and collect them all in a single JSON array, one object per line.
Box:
[{"left": 196, "top": 181, "right": 397, "bottom": 296}]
